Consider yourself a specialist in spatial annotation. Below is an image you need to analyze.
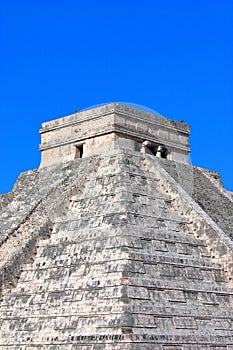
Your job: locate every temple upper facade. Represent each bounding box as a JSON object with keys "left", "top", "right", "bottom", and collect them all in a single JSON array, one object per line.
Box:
[{"left": 39, "top": 103, "right": 190, "bottom": 167}]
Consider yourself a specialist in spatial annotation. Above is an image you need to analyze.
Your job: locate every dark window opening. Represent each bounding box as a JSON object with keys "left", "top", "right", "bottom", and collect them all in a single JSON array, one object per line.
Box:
[
  {"left": 160, "top": 147, "right": 168, "bottom": 159},
  {"left": 147, "top": 145, "right": 157, "bottom": 156},
  {"left": 157, "top": 145, "right": 168, "bottom": 159},
  {"left": 75, "top": 144, "right": 83, "bottom": 159},
  {"left": 143, "top": 141, "right": 168, "bottom": 159}
]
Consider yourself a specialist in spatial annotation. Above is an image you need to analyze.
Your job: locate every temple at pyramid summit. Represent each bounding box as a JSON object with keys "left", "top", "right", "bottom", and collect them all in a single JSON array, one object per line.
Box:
[{"left": 0, "top": 103, "right": 233, "bottom": 349}]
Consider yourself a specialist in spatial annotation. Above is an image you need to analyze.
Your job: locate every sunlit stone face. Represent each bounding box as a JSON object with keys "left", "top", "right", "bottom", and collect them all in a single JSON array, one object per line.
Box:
[{"left": 39, "top": 103, "right": 190, "bottom": 167}]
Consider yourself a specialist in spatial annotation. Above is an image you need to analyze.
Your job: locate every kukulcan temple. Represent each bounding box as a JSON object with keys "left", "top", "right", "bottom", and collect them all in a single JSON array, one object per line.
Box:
[{"left": 0, "top": 103, "right": 232, "bottom": 349}]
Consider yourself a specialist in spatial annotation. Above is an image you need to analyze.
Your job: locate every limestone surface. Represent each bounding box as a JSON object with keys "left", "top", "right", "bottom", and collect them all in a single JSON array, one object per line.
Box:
[
  {"left": 0, "top": 150, "right": 232, "bottom": 349},
  {"left": 0, "top": 103, "right": 232, "bottom": 349}
]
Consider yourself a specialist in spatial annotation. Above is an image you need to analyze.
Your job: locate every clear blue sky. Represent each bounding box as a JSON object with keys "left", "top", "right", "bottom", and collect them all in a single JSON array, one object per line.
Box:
[{"left": 0, "top": 0, "right": 232, "bottom": 194}]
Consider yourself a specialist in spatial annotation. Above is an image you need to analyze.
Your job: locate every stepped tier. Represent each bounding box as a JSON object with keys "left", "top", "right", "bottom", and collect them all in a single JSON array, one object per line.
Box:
[{"left": 0, "top": 151, "right": 232, "bottom": 349}]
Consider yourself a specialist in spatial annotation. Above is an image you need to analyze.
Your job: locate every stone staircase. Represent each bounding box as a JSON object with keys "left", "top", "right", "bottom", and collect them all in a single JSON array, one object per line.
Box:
[{"left": 0, "top": 152, "right": 232, "bottom": 349}]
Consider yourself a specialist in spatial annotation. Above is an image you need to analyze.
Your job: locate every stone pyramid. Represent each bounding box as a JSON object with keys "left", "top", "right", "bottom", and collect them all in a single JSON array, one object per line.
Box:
[{"left": 0, "top": 103, "right": 232, "bottom": 349}]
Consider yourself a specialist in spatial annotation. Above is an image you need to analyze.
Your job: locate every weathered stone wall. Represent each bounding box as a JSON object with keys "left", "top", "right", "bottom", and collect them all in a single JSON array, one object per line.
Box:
[
  {"left": 39, "top": 103, "right": 190, "bottom": 167},
  {"left": 157, "top": 158, "right": 233, "bottom": 239},
  {"left": 0, "top": 192, "right": 14, "bottom": 211},
  {"left": 0, "top": 151, "right": 232, "bottom": 349},
  {"left": 0, "top": 206, "right": 52, "bottom": 301},
  {"left": 0, "top": 157, "right": 101, "bottom": 299}
]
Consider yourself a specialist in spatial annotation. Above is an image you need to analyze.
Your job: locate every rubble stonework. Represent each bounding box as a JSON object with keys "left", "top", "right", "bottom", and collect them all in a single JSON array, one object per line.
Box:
[{"left": 0, "top": 103, "right": 232, "bottom": 349}]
